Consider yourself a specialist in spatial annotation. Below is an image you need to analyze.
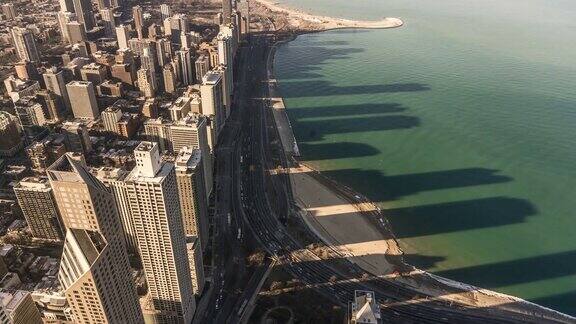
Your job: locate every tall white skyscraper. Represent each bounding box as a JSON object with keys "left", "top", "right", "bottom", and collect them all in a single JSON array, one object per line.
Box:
[
  {"left": 11, "top": 28, "right": 40, "bottom": 62},
  {"left": 47, "top": 154, "right": 144, "bottom": 324},
  {"left": 201, "top": 70, "right": 225, "bottom": 134},
  {"left": 125, "top": 142, "right": 196, "bottom": 323}
]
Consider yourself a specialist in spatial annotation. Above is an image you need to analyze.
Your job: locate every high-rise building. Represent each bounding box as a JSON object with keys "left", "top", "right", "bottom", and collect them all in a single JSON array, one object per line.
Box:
[
  {"left": 101, "top": 105, "right": 122, "bottom": 133},
  {"left": 124, "top": 142, "right": 196, "bottom": 323},
  {"left": 91, "top": 167, "right": 138, "bottom": 253},
  {"left": 58, "top": 0, "right": 75, "bottom": 12},
  {"left": 4, "top": 76, "right": 41, "bottom": 103},
  {"left": 171, "top": 114, "right": 213, "bottom": 197},
  {"left": 11, "top": 28, "right": 40, "bottom": 63},
  {"left": 160, "top": 4, "right": 171, "bottom": 20},
  {"left": 36, "top": 90, "right": 65, "bottom": 122},
  {"left": 115, "top": 24, "right": 130, "bottom": 49},
  {"left": 142, "top": 98, "right": 159, "bottom": 119},
  {"left": 141, "top": 47, "right": 157, "bottom": 88},
  {"left": 201, "top": 71, "right": 225, "bottom": 134},
  {"left": 195, "top": 55, "right": 210, "bottom": 82},
  {"left": 175, "top": 148, "right": 209, "bottom": 251},
  {"left": 163, "top": 64, "right": 177, "bottom": 94},
  {"left": 169, "top": 96, "right": 192, "bottom": 121},
  {"left": 57, "top": 11, "right": 76, "bottom": 44},
  {"left": 66, "top": 21, "right": 87, "bottom": 44},
  {"left": 66, "top": 81, "right": 99, "bottom": 119},
  {"left": 186, "top": 236, "right": 205, "bottom": 295},
  {"left": 72, "top": 0, "right": 95, "bottom": 32},
  {"left": 14, "top": 97, "right": 46, "bottom": 129},
  {"left": 222, "top": 0, "right": 233, "bottom": 24},
  {"left": 132, "top": 6, "right": 144, "bottom": 39},
  {"left": 80, "top": 63, "right": 109, "bottom": 86},
  {"left": 47, "top": 154, "right": 144, "bottom": 324},
  {"left": 137, "top": 68, "right": 155, "bottom": 98},
  {"left": 177, "top": 49, "right": 194, "bottom": 86},
  {"left": 0, "top": 290, "right": 42, "bottom": 324},
  {"left": 0, "top": 112, "right": 22, "bottom": 157},
  {"left": 25, "top": 134, "right": 66, "bottom": 173},
  {"left": 14, "top": 61, "right": 39, "bottom": 82},
  {"left": 1, "top": 4, "right": 16, "bottom": 20},
  {"left": 101, "top": 9, "right": 116, "bottom": 37},
  {"left": 14, "top": 177, "right": 63, "bottom": 240},
  {"left": 61, "top": 120, "right": 92, "bottom": 154},
  {"left": 43, "top": 67, "right": 71, "bottom": 113},
  {"left": 156, "top": 38, "right": 172, "bottom": 68},
  {"left": 143, "top": 117, "right": 172, "bottom": 152}
]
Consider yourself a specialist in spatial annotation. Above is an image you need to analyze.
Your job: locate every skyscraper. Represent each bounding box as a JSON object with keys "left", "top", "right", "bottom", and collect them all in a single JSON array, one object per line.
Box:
[
  {"left": 124, "top": 142, "right": 195, "bottom": 323},
  {"left": 137, "top": 68, "right": 155, "bottom": 98},
  {"left": 101, "top": 9, "right": 116, "bottom": 37},
  {"left": 160, "top": 4, "right": 171, "bottom": 20},
  {"left": 72, "top": 0, "right": 95, "bottom": 32},
  {"left": 132, "top": 6, "right": 144, "bottom": 39},
  {"left": 14, "top": 97, "right": 46, "bottom": 129},
  {"left": 11, "top": 28, "right": 40, "bottom": 63},
  {"left": 0, "top": 112, "right": 22, "bottom": 157},
  {"left": 201, "top": 71, "right": 225, "bottom": 134},
  {"left": 91, "top": 167, "right": 138, "bottom": 253},
  {"left": 222, "top": 0, "right": 233, "bottom": 24},
  {"left": 115, "top": 25, "right": 130, "bottom": 49},
  {"left": 171, "top": 114, "right": 213, "bottom": 197},
  {"left": 163, "top": 64, "right": 177, "bottom": 94},
  {"left": 195, "top": 55, "right": 210, "bottom": 82},
  {"left": 66, "top": 81, "right": 99, "bottom": 119},
  {"left": 177, "top": 49, "right": 194, "bottom": 86},
  {"left": 57, "top": 11, "right": 76, "bottom": 44},
  {"left": 61, "top": 120, "right": 92, "bottom": 154},
  {"left": 58, "top": 0, "right": 75, "bottom": 12},
  {"left": 66, "top": 21, "right": 87, "bottom": 44},
  {"left": 14, "top": 177, "right": 63, "bottom": 240},
  {"left": 47, "top": 154, "right": 144, "bottom": 324},
  {"left": 1, "top": 4, "right": 16, "bottom": 20},
  {"left": 175, "top": 148, "right": 209, "bottom": 251},
  {"left": 43, "top": 67, "right": 72, "bottom": 113}
]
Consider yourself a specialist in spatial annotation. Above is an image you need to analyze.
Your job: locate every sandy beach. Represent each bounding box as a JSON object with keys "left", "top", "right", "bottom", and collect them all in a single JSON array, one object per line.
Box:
[{"left": 252, "top": 0, "right": 403, "bottom": 32}]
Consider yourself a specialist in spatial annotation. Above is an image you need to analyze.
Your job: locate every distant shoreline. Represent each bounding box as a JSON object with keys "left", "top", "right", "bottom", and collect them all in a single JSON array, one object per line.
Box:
[{"left": 252, "top": 0, "right": 404, "bottom": 32}]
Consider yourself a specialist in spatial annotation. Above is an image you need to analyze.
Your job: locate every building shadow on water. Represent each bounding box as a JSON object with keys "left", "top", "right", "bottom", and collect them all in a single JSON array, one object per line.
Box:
[
  {"left": 386, "top": 197, "right": 536, "bottom": 238},
  {"left": 298, "top": 142, "right": 380, "bottom": 160},
  {"left": 319, "top": 168, "right": 513, "bottom": 202},
  {"left": 532, "top": 290, "right": 576, "bottom": 316},
  {"left": 282, "top": 81, "right": 431, "bottom": 98},
  {"left": 297, "top": 115, "right": 420, "bottom": 141},
  {"left": 291, "top": 103, "right": 407, "bottom": 119},
  {"left": 435, "top": 250, "right": 576, "bottom": 289}
]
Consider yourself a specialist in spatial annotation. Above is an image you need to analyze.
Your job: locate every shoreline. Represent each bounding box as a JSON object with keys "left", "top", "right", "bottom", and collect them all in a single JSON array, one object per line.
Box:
[
  {"left": 259, "top": 4, "right": 575, "bottom": 322},
  {"left": 252, "top": 0, "right": 404, "bottom": 32}
]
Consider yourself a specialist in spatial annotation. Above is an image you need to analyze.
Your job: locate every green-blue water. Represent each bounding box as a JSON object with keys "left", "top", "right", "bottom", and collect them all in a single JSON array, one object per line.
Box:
[{"left": 273, "top": 0, "right": 576, "bottom": 315}]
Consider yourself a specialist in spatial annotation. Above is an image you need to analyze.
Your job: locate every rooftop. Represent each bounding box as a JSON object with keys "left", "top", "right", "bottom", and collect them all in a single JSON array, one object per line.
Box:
[
  {"left": 69, "top": 229, "right": 106, "bottom": 265},
  {"left": 14, "top": 177, "right": 51, "bottom": 191},
  {"left": 175, "top": 148, "right": 201, "bottom": 171}
]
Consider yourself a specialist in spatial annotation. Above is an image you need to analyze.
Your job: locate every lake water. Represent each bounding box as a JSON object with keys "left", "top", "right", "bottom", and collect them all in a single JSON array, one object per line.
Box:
[{"left": 273, "top": 0, "right": 576, "bottom": 315}]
